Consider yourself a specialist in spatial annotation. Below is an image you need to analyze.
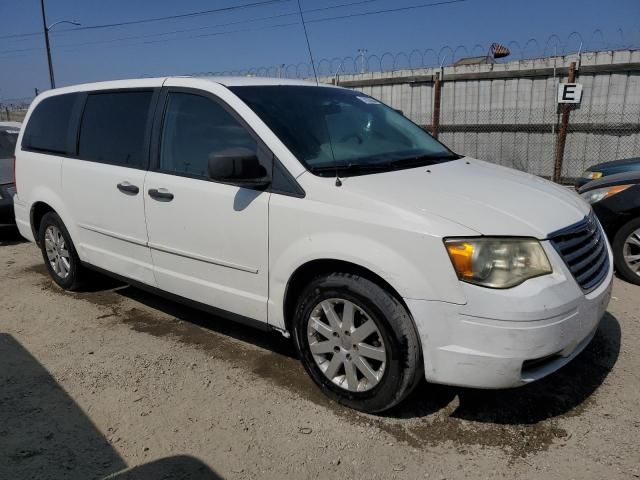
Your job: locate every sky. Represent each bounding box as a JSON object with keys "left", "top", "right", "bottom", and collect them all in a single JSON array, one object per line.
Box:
[{"left": 1, "top": 0, "right": 639, "bottom": 100}]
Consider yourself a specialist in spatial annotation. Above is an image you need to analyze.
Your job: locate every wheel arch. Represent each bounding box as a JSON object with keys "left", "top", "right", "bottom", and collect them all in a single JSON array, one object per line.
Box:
[
  {"left": 27, "top": 186, "right": 76, "bottom": 248},
  {"left": 609, "top": 209, "right": 640, "bottom": 242},
  {"left": 282, "top": 258, "right": 414, "bottom": 336},
  {"left": 30, "top": 201, "right": 57, "bottom": 245}
]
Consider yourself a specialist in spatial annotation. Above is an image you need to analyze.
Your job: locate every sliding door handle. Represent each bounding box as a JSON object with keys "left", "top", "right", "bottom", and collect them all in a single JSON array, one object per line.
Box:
[
  {"left": 117, "top": 182, "right": 139, "bottom": 195},
  {"left": 148, "top": 188, "right": 174, "bottom": 202}
]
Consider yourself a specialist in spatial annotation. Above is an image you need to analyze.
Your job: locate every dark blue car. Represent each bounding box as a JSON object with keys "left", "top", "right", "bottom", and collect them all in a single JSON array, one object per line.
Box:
[{"left": 575, "top": 157, "right": 640, "bottom": 189}]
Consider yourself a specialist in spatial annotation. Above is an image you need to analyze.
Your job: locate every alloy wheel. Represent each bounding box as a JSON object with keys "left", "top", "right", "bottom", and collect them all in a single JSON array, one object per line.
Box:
[
  {"left": 307, "top": 298, "right": 387, "bottom": 392},
  {"left": 623, "top": 227, "right": 640, "bottom": 277},
  {"left": 44, "top": 225, "right": 71, "bottom": 279}
]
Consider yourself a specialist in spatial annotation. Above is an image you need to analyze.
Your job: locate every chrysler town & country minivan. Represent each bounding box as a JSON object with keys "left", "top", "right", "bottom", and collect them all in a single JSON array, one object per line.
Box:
[{"left": 13, "top": 77, "right": 613, "bottom": 412}]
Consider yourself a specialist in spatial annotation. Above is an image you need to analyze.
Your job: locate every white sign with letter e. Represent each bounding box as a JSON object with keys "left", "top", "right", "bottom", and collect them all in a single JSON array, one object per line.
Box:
[{"left": 557, "top": 83, "right": 583, "bottom": 104}]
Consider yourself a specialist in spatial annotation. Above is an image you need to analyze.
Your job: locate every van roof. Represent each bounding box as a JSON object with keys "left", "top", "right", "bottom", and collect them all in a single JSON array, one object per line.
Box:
[
  {"left": 198, "top": 76, "right": 330, "bottom": 87},
  {"left": 37, "top": 76, "right": 336, "bottom": 96}
]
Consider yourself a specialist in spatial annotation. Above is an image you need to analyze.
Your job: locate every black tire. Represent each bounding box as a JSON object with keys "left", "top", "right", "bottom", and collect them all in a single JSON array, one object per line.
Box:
[
  {"left": 38, "top": 211, "right": 85, "bottom": 290},
  {"left": 292, "top": 272, "right": 423, "bottom": 413},
  {"left": 612, "top": 217, "right": 640, "bottom": 286}
]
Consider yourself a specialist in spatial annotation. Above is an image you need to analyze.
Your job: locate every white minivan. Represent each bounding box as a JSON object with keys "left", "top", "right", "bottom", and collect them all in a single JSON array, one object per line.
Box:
[{"left": 14, "top": 77, "right": 613, "bottom": 412}]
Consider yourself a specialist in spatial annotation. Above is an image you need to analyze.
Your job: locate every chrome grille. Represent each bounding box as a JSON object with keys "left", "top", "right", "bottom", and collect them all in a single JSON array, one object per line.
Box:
[{"left": 549, "top": 213, "right": 609, "bottom": 292}]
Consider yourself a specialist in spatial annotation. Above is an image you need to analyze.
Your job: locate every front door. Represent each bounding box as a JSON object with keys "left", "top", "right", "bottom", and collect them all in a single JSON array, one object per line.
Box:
[{"left": 143, "top": 87, "right": 270, "bottom": 322}]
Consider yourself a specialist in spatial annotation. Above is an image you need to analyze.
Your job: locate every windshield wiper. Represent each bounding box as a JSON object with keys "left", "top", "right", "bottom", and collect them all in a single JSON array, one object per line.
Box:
[
  {"left": 308, "top": 153, "right": 461, "bottom": 177},
  {"left": 386, "top": 153, "right": 461, "bottom": 168},
  {"left": 309, "top": 162, "right": 394, "bottom": 176}
]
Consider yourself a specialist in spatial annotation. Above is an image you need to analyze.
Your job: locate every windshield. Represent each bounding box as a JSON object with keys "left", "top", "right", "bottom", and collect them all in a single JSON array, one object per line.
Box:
[
  {"left": 230, "top": 85, "right": 458, "bottom": 176},
  {"left": 0, "top": 129, "right": 19, "bottom": 159}
]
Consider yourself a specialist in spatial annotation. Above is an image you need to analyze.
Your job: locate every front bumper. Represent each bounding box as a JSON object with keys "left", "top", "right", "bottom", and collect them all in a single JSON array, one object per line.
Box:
[{"left": 406, "top": 240, "right": 613, "bottom": 389}]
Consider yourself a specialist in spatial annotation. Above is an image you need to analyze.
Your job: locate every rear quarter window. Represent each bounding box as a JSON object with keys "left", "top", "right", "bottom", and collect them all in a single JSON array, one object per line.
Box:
[
  {"left": 78, "top": 91, "right": 153, "bottom": 168},
  {"left": 22, "top": 93, "right": 78, "bottom": 154}
]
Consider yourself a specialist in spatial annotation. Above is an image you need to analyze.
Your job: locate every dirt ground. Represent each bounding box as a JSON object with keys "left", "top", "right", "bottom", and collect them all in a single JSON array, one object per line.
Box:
[{"left": 1, "top": 229, "right": 639, "bottom": 480}]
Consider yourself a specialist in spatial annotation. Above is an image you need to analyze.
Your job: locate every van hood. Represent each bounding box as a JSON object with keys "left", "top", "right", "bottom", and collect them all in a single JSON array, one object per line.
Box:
[{"left": 341, "top": 157, "right": 590, "bottom": 238}]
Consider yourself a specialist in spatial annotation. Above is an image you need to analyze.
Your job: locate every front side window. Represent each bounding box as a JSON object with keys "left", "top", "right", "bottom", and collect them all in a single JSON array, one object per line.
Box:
[
  {"left": 230, "top": 85, "right": 458, "bottom": 176},
  {"left": 78, "top": 91, "right": 152, "bottom": 167},
  {"left": 22, "top": 93, "right": 78, "bottom": 154},
  {"left": 159, "top": 92, "right": 257, "bottom": 178}
]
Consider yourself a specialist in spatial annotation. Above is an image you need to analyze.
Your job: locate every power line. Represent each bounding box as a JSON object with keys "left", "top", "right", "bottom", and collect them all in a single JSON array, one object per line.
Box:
[
  {"left": 306, "top": 0, "right": 467, "bottom": 25},
  {"left": 2, "top": 0, "right": 384, "bottom": 48},
  {"left": 0, "top": 0, "right": 292, "bottom": 40},
  {"left": 61, "top": 0, "right": 385, "bottom": 48},
  {"left": 0, "top": 31, "right": 42, "bottom": 40},
  {"left": 176, "top": 0, "right": 468, "bottom": 48},
  {"left": 67, "top": 0, "right": 291, "bottom": 31},
  {"left": 0, "top": 0, "right": 467, "bottom": 58},
  {"left": 0, "top": 0, "right": 385, "bottom": 55}
]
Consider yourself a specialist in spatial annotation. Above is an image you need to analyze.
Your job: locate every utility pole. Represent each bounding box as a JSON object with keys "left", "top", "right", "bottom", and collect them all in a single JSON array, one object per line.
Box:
[
  {"left": 40, "top": 0, "right": 55, "bottom": 89},
  {"left": 39, "top": 0, "right": 80, "bottom": 90},
  {"left": 432, "top": 72, "right": 442, "bottom": 139},
  {"left": 553, "top": 61, "right": 577, "bottom": 183}
]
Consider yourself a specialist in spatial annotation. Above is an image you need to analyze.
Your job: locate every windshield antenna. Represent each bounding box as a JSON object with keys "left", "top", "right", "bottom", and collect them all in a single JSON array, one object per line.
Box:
[{"left": 296, "top": 0, "right": 319, "bottom": 86}]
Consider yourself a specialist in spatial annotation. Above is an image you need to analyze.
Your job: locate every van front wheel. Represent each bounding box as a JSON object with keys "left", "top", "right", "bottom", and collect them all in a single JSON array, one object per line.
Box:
[
  {"left": 292, "top": 272, "right": 422, "bottom": 413},
  {"left": 38, "top": 212, "right": 85, "bottom": 291}
]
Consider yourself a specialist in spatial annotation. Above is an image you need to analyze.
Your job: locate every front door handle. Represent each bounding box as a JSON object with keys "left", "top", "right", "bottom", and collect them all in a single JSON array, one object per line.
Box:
[
  {"left": 117, "top": 182, "right": 139, "bottom": 195},
  {"left": 148, "top": 188, "right": 174, "bottom": 202}
]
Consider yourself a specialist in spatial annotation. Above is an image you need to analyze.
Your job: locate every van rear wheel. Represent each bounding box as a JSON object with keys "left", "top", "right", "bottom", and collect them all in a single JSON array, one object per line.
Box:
[
  {"left": 292, "top": 272, "right": 422, "bottom": 413},
  {"left": 38, "top": 212, "right": 85, "bottom": 290}
]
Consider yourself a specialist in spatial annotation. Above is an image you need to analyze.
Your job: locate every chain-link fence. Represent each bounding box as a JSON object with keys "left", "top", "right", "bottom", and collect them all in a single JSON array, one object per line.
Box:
[
  {"left": 0, "top": 97, "right": 31, "bottom": 122},
  {"left": 437, "top": 107, "right": 559, "bottom": 178},
  {"left": 432, "top": 103, "right": 640, "bottom": 182},
  {"left": 563, "top": 103, "right": 640, "bottom": 179}
]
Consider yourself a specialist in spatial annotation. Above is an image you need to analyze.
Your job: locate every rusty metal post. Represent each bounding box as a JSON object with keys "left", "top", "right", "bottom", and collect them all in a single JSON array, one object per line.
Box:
[
  {"left": 553, "top": 61, "right": 576, "bottom": 183},
  {"left": 432, "top": 71, "right": 442, "bottom": 138}
]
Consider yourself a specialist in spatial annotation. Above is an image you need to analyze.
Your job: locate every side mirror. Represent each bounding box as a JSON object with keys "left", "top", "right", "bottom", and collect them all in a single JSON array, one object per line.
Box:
[{"left": 208, "top": 148, "right": 270, "bottom": 189}]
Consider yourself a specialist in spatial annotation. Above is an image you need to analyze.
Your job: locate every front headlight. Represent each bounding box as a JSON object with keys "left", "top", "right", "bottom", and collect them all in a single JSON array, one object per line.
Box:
[
  {"left": 444, "top": 238, "right": 552, "bottom": 288},
  {"left": 580, "top": 184, "right": 631, "bottom": 204},
  {"left": 582, "top": 170, "right": 603, "bottom": 180}
]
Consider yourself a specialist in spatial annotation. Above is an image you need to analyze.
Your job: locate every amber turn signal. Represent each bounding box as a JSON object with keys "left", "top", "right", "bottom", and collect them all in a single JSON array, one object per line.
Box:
[{"left": 445, "top": 241, "right": 475, "bottom": 279}]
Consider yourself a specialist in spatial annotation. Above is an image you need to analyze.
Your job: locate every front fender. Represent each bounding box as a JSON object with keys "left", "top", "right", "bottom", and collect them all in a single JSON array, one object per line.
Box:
[{"left": 268, "top": 229, "right": 466, "bottom": 330}]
